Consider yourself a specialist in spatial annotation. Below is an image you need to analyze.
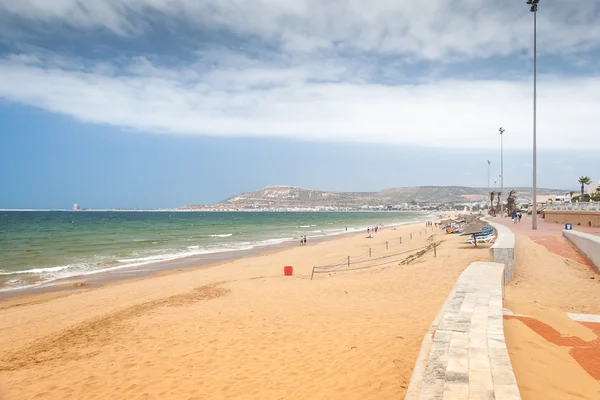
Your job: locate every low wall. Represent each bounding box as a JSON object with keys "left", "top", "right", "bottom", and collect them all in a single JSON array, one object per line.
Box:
[
  {"left": 485, "top": 219, "right": 516, "bottom": 284},
  {"left": 545, "top": 210, "right": 600, "bottom": 227},
  {"left": 405, "top": 262, "right": 520, "bottom": 399},
  {"left": 562, "top": 230, "right": 600, "bottom": 272}
]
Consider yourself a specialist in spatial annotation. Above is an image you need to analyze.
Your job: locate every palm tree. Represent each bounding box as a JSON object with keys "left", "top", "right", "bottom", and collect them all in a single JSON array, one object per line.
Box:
[
  {"left": 578, "top": 176, "right": 592, "bottom": 202},
  {"left": 506, "top": 190, "right": 517, "bottom": 214},
  {"left": 489, "top": 191, "right": 496, "bottom": 212},
  {"left": 594, "top": 187, "right": 600, "bottom": 202},
  {"left": 496, "top": 191, "right": 502, "bottom": 213}
]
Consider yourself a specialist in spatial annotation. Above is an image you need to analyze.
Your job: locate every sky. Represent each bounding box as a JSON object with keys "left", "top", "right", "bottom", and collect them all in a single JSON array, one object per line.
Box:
[{"left": 1, "top": 0, "right": 600, "bottom": 209}]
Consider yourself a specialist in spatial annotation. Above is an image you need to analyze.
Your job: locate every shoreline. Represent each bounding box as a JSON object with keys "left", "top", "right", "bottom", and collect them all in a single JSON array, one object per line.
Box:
[
  {"left": 0, "top": 215, "right": 490, "bottom": 400},
  {"left": 1, "top": 209, "right": 442, "bottom": 213},
  {"left": 0, "top": 216, "right": 440, "bottom": 302}
]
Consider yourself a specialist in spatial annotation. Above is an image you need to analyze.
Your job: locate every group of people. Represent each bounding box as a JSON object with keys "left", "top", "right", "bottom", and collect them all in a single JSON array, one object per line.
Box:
[
  {"left": 425, "top": 221, "right": 435, "bottom": 227},
  {"left": 511, "top": 212, "right": 523, "bottom": 224},
  {"left": 367, "top": 224, "right": 383, "bottom": 234},
  {"left": 299, "top": 235, "right": 307, "bottom": 245}
]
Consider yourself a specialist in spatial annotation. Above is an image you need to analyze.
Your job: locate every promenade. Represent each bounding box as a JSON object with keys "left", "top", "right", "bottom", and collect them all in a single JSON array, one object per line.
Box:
[{"left": 491, "top": 215, "right": 600, "bottom": 399}]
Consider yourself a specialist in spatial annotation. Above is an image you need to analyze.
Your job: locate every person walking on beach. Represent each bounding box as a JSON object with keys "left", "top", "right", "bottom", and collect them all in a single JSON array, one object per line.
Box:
[{"left": 303, "top": 235, "right": 307, "bottom": 245}]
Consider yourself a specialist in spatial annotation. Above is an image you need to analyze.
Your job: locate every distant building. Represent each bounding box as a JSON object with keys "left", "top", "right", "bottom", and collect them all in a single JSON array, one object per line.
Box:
[{"left": 73, "top": 203, "right": 81, "bottom": 211}]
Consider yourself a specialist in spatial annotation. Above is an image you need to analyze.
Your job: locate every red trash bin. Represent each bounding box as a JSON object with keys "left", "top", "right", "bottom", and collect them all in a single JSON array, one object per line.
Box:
[{"left": 284, "top": 266, "right": 293, "bottom": 276}]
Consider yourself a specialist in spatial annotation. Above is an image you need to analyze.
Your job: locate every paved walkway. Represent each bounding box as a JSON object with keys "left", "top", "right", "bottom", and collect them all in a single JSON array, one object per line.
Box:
[
  {"left": 497, "top": 214, "right": 600, "bottom": 392},
  {"left": 488, "top": 215, "right": 600, "bottom": 237},
  {"left": 490, "top": 215, "right": 600, "bottom": 271},
  {"left": 406, "top": 262, "right": 521, "bottom": 400}
]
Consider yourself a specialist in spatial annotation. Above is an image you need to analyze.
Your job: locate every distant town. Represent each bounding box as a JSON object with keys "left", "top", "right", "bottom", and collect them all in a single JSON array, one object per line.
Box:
[{"left": 4, "top": 185, "right": 593, "bottom": 213}]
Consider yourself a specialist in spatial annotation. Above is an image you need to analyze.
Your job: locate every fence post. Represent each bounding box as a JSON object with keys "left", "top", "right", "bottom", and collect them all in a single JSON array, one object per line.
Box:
[
  {"left": 369, "top": 248, "right": 372, "bottom": 257},
  {"left": 400, "top": 237, "right": 402, "bottom": 244},
  {"left": 419, "top": 231, "right": 421, "bottom": 236},
  {"left": 434, "top": 242, "right": 437, "bottom": 258},
  {"left": 410, "top": 233, "right": 412, "bottom": 240},
  {"left": 386, "top": 241, "right": 388, "bottom": 250},
  {"left": 347, "top": 256, "right": 350, "bottom": 267},
  {"left": 310, "top": 266, "right": 315, "bottom": 280}
]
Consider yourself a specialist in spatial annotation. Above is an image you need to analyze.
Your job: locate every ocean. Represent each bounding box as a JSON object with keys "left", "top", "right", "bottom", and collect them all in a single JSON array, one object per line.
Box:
[{"left": 0, "top": 211, "right": 434, "bottom": 292}]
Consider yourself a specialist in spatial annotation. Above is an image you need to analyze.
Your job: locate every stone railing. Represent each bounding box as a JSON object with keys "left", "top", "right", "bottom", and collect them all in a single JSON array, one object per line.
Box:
[
  {"left": 485, "top": 219, "right": 516, "bottom": 284},
  {"left": 563, "top": 230, "right": 600, "bottom": 272},
  {"left": 546, "top": 202, "right": 600, "bottom": 212},
  {"left": 405, "top": 262, "right": 520, "bottom": 400}
]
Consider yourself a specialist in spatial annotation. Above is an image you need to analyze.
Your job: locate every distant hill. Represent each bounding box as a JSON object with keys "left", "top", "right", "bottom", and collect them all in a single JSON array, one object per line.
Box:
[{"left": 180, "top": 185, "right": 567, "bottom": 210}]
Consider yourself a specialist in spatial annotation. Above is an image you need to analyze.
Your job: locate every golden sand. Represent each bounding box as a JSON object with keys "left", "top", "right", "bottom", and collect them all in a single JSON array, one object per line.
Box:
[
  {"left": 0, "top": 222, "right": 490, "bottom": 400},
  {"left": 504, "top": 234, "right": 600, "bottom": 400}
]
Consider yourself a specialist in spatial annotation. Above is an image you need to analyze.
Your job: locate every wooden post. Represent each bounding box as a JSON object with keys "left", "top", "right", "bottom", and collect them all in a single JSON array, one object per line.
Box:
[
  {"left": 400, "top": 237, "right": 402, "bottom": 244},
  {"left": 420, "top": 231, "right": 422, "bottom": 236},
  {"left": 347, "top": 256, "right": 350, "bottom": 267},
  {"left": 410, "top": 233, "right": 412, "bottom": 240},
  {"left": 434, "top": 242, "right": 437, "bottom": 258},
  {"left": 386, "top": 241, "right": 388, "bottom": 250},
  {"left": 369, "top": 248, "right": 372, "bottom": 257},
  {"left": 310, "top": 266, "right": 315, "bottom": 280}
]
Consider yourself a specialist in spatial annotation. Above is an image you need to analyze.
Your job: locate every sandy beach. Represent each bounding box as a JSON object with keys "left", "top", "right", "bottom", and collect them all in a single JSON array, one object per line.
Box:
[{"left": 0, "top": 220, "right": 493, "bottom": 400}]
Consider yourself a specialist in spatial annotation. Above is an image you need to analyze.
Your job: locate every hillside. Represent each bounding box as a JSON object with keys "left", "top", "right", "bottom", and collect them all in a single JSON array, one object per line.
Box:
[{"left": 181, "top": 185, "right": 567, "bottom": 210}]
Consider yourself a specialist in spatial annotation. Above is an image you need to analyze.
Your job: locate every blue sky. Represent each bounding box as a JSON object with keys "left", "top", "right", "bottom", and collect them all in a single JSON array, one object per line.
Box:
[{"left": 1, "top": 0, "right": 600, "bottom": 208}]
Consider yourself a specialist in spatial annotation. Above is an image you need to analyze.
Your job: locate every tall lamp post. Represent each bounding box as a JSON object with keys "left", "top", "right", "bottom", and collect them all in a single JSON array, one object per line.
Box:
[
  {"left": 487, "top": 160, "right": 491, "bottom": 190},
  {"left": 527, "top": 0, "right": 539, "bottom": 230},
  {"left": 499, "top": 127, "right": 505, "bottom": 216}
]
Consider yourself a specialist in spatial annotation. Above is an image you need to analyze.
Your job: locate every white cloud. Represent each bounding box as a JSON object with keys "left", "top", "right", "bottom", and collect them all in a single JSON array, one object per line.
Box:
[
  {"left": 1, "top": 0, "right": 600, "bottom": 60},
  {"left": 1, "top": 53, "right": 599, "bottom": 150},
  {"left": 1, "top": 1, "right": 599, "bottom": 150}
]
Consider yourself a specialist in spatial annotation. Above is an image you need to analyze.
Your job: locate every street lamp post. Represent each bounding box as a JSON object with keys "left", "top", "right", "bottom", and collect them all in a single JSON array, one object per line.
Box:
[
  {"left": 487, "top": 160, "right": 491, "bottom": 190},
  {"left": 527, "top": 0, "right": 539, "bottom": 230},
  {"left": 499, "top": 128, "right": 505, "bottom": 216}
]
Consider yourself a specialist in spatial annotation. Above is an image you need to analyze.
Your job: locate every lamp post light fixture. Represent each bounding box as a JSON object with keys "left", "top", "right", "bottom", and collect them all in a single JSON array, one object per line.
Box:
[
  {"left": 527, "top": 0, "right": 539, "bottom": 230},
  {"left": 499, "top": 127, "right": 505, "bottom": 216}
]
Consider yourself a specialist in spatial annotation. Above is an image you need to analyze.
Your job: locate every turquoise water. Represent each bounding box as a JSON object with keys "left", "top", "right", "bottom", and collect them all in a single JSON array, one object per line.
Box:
[{"left": 0, "top": 211, "right": 433, "bottom": 291}]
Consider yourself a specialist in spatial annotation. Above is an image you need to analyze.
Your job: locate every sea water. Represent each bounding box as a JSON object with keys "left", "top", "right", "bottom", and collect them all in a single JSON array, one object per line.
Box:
[{"left": 0, "top": 211, "right": 434, "bottom": 292}]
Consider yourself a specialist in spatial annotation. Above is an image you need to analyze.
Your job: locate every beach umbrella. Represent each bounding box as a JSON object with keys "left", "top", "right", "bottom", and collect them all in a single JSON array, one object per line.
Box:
[{"left": 460, "top": 224, "right": 487, "bottom": 247}]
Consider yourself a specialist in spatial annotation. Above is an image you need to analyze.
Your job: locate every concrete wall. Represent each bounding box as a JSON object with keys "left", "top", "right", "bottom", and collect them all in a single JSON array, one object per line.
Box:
[
  {"left": 485, "top": 219, "right": 516, "bottom": 284},
  {"left": 545, "top": 211, "right": 600, "bottom": 227},
  {"left": 562, "top": 230, "right": 600, "bottom": 272}
]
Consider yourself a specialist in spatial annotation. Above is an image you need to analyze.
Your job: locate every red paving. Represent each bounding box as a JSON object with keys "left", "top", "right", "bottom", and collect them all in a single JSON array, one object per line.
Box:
[
  {"left": 506, "top": 316, "right": 600, "bottom": 380},
  {"left": 529, "top": 236, "right": 595, "bottom": 269}
]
